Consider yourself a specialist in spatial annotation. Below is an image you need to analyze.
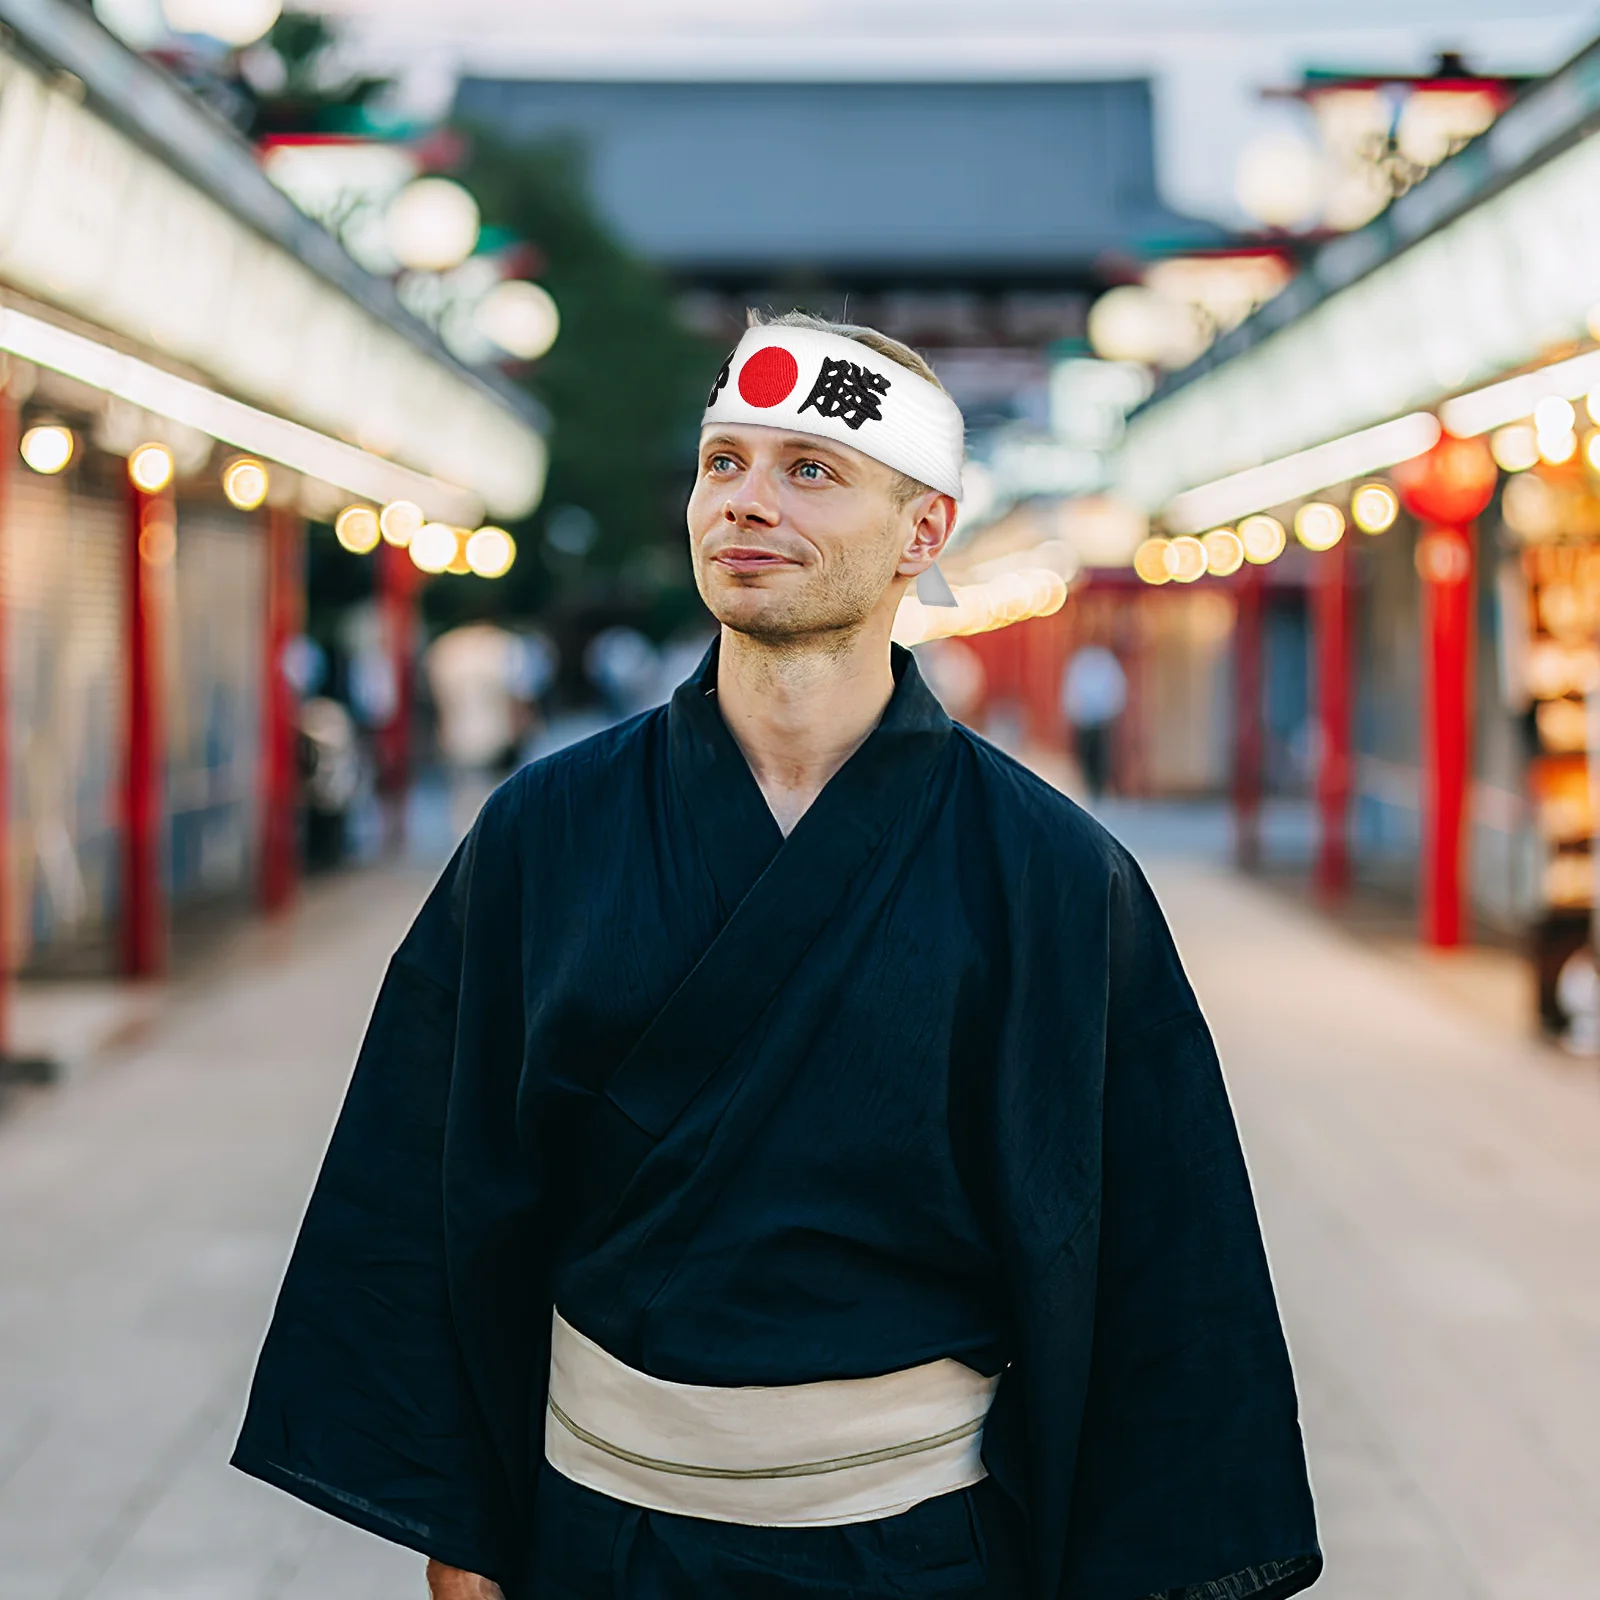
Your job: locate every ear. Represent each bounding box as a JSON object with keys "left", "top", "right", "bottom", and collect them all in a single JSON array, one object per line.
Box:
[{"left": 895, "top": 492, "right": 957, "bottom": 580}]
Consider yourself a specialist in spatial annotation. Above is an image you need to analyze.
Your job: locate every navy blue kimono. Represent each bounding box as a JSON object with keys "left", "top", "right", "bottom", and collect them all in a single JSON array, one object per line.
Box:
[{"left": 233, "top": 644, "right": 1320, "bottom": 1600}]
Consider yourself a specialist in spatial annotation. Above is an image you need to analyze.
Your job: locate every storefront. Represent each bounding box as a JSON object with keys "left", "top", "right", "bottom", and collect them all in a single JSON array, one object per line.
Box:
[
  {"left": 1112, "top": 30, "right": 1600, "bottom": 1035},
  {"left": 0, "top": 3, "right": 545, "bottom": 985}
]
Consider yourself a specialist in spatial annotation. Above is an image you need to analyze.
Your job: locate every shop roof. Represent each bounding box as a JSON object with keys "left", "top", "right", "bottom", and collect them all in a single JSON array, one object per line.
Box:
[
  {"left": 0, "top": 0, "right": 546, "bottom": 521},
  {"left": 1117, "top": 34, "right": 1600, "bottom": 522},
  {"left": 452, "top": 77, "right": 1224, "bottom": 279}
]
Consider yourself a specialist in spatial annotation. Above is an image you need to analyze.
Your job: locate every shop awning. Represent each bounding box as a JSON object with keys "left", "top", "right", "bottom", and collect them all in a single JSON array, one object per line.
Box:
[
  {"left": 0, "top": 0, "right": 545, "bottom": 525},
  {"left": 1116, "top": 36, "right": 1600, "bottom": 530}
]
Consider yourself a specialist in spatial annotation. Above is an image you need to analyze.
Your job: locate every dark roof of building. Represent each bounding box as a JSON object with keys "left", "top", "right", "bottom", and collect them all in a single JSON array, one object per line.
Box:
[{"left": 453, "top": 77, "right": 1223, "bottom": 278}]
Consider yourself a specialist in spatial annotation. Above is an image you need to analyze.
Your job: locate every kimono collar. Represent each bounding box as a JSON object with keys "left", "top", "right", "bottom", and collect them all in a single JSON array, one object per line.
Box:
[{"left": 667, "top": 638, "right": 952, "bottom": 912}]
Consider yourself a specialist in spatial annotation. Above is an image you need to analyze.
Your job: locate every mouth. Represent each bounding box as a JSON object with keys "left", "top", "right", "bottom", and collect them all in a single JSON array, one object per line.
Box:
[{"left": 712, "top": 547, "right": 799, "bottom": 576}]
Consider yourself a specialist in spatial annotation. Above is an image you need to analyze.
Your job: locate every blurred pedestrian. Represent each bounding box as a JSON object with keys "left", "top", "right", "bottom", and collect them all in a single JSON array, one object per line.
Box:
[
  {"left": 425, "top": 622, "right": 545, "bottom": 840},
  {"left": 297, "top": 696, "right": 366, "bottom": 871},
  {"left": 235, "top": 312, "right": 1319, "bottom": 1600},
  {"left": 425, "top": 623, "right": 528, "bottom": 775},
  {"left": 1062, "top": 642, "right": 1127, "bottom": 800}
]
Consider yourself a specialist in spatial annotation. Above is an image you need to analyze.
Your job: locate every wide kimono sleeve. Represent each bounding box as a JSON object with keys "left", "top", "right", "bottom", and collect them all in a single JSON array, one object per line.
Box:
[
  {"left": 231, "top": 782, "right": 541, "bottom": 1586},
  {"left": 1059, "top": 854, "right": 1321, "bottom": 1600}
]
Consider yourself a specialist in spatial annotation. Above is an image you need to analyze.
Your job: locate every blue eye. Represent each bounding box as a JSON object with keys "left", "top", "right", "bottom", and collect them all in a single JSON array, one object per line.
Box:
[
  {"left": 796, "top": 461, "right": 825, "bottom": 480},
  {"left": 709, "top": 454, "right": 736, "bottom": 472}
]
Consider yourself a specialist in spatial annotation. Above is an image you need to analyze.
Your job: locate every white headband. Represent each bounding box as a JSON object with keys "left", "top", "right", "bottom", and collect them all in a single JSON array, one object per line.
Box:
[{"left": 702, "top": 327, "right": 966, "bottom": 502}]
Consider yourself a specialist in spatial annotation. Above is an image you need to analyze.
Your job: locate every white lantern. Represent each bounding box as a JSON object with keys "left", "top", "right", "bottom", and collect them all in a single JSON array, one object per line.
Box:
[
  {"left": 160, "top": 0, "right": 282, "bottom": 46},
  {"left": 1086, "top": 286, "right": 1200, "bottom": 369},
  {"left": 475, "top": 281, "right": 561, "bottom": 361},
  {"left": 1235, "top": 130, "right": 1325, "bottom": 230},
  {"left": 386, "top": 179, "right": 481, "bottom": 274},
  {"left": 93, "top": 0, "right": 168, "bottom": 49}
]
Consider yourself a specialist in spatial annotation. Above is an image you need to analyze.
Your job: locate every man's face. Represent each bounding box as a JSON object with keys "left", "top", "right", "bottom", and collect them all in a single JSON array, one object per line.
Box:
[{"left": 687, "top": 424, "right": 939, "bottom": 644}]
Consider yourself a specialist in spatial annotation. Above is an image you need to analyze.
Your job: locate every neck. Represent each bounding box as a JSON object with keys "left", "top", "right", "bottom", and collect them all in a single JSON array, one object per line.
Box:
[{"left": 716, "top": 619, "right": 897, "bottom": 836}]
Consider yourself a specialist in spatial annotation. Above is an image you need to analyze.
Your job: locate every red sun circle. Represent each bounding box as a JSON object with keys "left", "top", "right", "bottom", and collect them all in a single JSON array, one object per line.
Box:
[{"left": 738, "top": 346, "right": 800, "bottom": 408}]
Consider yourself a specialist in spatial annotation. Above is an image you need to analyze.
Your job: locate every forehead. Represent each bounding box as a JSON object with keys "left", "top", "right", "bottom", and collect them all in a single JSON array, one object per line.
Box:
[{"left": 699, "top": 422, "right": 881, "bottom": 474}]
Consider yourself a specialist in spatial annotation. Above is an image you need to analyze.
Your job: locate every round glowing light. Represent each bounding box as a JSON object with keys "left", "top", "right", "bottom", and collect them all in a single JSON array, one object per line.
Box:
[
  {"left": 1586, "top": 432, "right": 1600, "bottom": 474},
  {"left": 385, "top": 178, "right": 481, "bottom": 273},
  {"left": 19, "top": 423, "right": 74, "bottom": 475},
  {"left": 138, "top": 506, "right": 177, "bottom": 567},
  {"left": 160, "top": 0, "right": 281, "bottom": 45},
  {"left": 1535, "top": 395, "right": 1577, "bottom": 437},
  {"left": 1201, "top": 528, "right": 1244, "bottom": 577},
  {"left": 379, "top": 499, "right": 424, "bottom": 547},
  {"left": 1086, "top": 285, "right": 1201, "bottom": 368},
  {"left": 128, "top": 442, "right": 175, "bottom": 493},
  {"left": 1415, "top": 528, "right": 1472, "bottom": 586},
  {"left": 1491, "top": 424, "right": 1539, "bottom": 473},
  {"left": 93, "top": 0, "right": 167, "bottom": 49},
  {"left": 474, "top": 281, "right": 560, "bottom": 361},
  {"left": 1133, "top": 537, "right": 1174, "bottom": 585},
  {"left": 1294, "top": 501, "right": 1345, "bottom": 552},
  {"left": 1350, "top": 482, "right": 1399, "bottom": 534},
  {"left": 464, "top": 525, "right": 517, "bottom": 579},
  {"left": 335, "top": 505, "right": 381, "bottom": 554},
  {"left": 1540, "top": 429, "right": 1578, "bottom": 465},
  {"left": 408, "top": 521, "right": 458, "bottom": 574},
  {"left": 221, "top": 456, "right": 269, "bottom": 510},
  {"left": 1238, "top": 514, "right": 1287, "bottom": 564},
  {"left": 1169, "top": 535, "right": 1208, "bottom": 583},
  {"left": 1502, "top": 474, "right": 1559, "bottom": 542},
  {"left": 1234, "top": 129, "right": 1324, "bottom": 229}
]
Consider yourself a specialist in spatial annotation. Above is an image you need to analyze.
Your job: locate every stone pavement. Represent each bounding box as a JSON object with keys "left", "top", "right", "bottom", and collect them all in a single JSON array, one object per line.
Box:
[
  {"left": 1157, "top": 864, "right": 1600, "bottom": 1600},
  {"left": 2, "top": 851, "right": 1599, "bottom": 1598},
  {"left": 0, "top": 869, "right": 436, "bottom": 1600}
]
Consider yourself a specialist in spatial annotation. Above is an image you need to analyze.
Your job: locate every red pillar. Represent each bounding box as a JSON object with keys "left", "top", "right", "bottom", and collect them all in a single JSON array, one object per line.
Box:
[
  {"left": 376, "top": 540, "right": 419, "bottom": 810},
  {"left": 1418, "top": 522, "right": 1476, "bottom": 947},
  {"left": 121, "top": 483, "right": 169, "bottom": 977},
  {"left": 1313, "top": 539, "right": 1352, "bottom": 898},
  {"left": 1021, "top": 613, "right": 1065, "bottom": 750},
  {"left": 259, "top": 506, "right": 303, "bottom": 912},
  {"left": 1232, "top": 563, "right": 1265, "bottom": 871}
]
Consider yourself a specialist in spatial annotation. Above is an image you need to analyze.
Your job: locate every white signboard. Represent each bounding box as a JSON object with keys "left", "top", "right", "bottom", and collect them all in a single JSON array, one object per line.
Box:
[
  {"left": 0, "top": 51, "right": 544, "bottom": 519},
  {"left": 1118, "top": 126, "right": 1600, "bottom": 517}
]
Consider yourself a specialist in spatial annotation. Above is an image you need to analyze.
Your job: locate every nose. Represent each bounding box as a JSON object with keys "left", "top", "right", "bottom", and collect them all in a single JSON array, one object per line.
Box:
[{"left": 723, "top": 478, "right": 778, "bottom": 528}]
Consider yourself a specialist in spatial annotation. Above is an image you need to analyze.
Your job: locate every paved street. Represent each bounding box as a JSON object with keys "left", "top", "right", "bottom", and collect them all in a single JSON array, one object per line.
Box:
[{"left": 3, "top": 845, "right": 1600, "bottom": 1598}]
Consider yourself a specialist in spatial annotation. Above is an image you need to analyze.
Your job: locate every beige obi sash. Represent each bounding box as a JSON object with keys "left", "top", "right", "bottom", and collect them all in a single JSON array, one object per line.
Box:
[{"left": 543, "top": 1311, "right": 999, "bottom": 1527}]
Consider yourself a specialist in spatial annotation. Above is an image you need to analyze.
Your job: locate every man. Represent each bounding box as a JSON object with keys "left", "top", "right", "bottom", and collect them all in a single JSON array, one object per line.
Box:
[{"left": 235, "top": 312, "right": 1320, "bottom": 1600}]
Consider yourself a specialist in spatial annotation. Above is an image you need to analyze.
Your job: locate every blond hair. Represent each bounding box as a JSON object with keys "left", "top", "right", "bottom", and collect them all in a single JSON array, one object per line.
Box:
[{"left": 745, "top": 308, "right": 949, "bottom": 504}]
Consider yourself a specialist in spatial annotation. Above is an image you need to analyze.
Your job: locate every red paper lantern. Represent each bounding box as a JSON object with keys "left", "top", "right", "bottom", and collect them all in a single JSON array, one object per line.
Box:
[{"left": 1392, "top": 433, "right": 1498, "bottom": 525}]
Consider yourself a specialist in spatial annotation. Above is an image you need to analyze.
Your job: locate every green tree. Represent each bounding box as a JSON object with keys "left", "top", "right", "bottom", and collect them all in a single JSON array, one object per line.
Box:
[{"left": 430, "top": 128, "right": 717, "bottom": 636}]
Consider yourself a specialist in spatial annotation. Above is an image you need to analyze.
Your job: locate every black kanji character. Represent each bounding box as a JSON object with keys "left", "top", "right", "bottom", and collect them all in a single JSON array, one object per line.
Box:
[
  {"left": 797, "top": 357, "right": 890, "bottom": 431},
  {"left": 706, "top": 354, "right": 732, "bottom": 407}
]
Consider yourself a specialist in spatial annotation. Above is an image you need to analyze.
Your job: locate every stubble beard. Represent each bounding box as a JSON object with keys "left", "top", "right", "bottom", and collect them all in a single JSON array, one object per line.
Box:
[{"left": 706, "top": 533, "right": 901, "bottom": 656}]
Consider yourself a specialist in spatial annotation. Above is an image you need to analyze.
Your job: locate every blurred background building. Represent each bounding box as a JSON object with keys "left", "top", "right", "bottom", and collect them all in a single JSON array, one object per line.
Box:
[
  {"left": 4, "top": 0, "right": 1600, "bottom": 1049},
  {"left": 0, "top": 0, "right": 543, "bottom": 1009},
  {"left": 1116, "top": 32, "right": 1600, "bottom": 1045},
  {"left": 8, "top": 6, "right": 1600, "bottom": 1597}
]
